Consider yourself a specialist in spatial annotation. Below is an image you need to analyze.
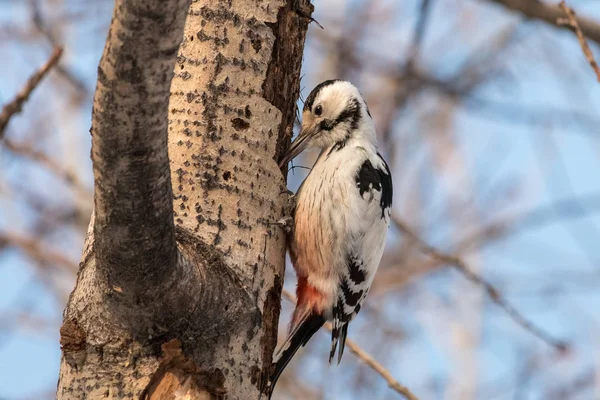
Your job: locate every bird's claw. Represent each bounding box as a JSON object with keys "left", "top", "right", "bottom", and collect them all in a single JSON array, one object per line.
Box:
[
  {"left": 286, "top": 193, "right": 297, "bottom": 215},
  {"left": 276, "top": 216, "right": 294, "bottom": 234},
  {"left": 280, "top": 188, "right": 297, "bottom": 216}
]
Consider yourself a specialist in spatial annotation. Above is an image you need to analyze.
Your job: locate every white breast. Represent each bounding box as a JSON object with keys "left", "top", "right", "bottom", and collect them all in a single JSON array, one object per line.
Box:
[{"left": 292, "top": 139, "right": 390, "bottom": 314}]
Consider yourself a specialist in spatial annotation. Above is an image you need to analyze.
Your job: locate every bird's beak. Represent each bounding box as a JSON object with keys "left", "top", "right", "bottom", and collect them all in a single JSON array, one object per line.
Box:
[{"left": 278, "top": 124, "right": 316, "bottom": 168}]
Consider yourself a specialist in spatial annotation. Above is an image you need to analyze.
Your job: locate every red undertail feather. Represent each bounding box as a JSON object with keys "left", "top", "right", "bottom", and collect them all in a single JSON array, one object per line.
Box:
[
  {"left": 292, "top": 276, "right": 326, "bottom": 327},
  {"left": 268, "top": 278, "right": 326, "bottom": 399}
]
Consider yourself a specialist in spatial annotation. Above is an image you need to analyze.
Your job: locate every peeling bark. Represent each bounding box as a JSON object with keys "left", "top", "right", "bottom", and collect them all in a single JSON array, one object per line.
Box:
[{"left": 57, "top": 0, "right": 311, "bottom": 398}]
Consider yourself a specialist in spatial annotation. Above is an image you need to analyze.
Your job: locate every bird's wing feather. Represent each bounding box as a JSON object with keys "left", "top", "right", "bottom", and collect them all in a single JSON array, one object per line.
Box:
[{"left": 330, "top": 153, "right": 393, "bottom": 364}]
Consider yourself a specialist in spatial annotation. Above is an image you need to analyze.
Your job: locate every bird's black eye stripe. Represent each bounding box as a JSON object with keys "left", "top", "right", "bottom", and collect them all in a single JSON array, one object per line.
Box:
[
  {"left": 314, "top": 105, "right": 323, "bottom": 116},
  {"left": 336, "top": 98, "right": 361, "bottom": 130},
  {"left": 318, "top": 98, "right": 362, "bottom": 136}
]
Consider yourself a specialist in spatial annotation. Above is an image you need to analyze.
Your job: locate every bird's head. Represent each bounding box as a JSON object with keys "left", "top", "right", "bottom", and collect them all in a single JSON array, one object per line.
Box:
[{"left": 279, "top": 80, "right": 373, "bottom": 168}]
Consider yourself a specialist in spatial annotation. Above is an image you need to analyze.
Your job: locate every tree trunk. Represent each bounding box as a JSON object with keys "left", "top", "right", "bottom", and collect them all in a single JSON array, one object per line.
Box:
[{"left": 56, "top": 0, "right": 311, "bottom": 398}]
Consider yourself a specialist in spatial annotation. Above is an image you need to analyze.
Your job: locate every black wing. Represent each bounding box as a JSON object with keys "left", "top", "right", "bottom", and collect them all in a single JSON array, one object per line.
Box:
[
  {"left": 355, "top": 153, "right": 393, "bottom": 218},
  {"left": 329, "top": 153, "right": 393, "bottom": 363}
]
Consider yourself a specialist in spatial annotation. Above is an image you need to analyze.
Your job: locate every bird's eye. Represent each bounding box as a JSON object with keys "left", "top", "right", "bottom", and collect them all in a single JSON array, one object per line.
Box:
[{"left": 314, "top": 105, "right": 323, "bottom": 116}]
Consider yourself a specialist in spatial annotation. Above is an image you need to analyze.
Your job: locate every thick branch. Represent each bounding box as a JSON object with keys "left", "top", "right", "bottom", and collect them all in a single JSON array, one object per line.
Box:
[
  {"left": 91, "top": 0, "right": 190, "bottom": 297},
  {"left": 484, "top": 0, "right": 600, "bottom": 45}
]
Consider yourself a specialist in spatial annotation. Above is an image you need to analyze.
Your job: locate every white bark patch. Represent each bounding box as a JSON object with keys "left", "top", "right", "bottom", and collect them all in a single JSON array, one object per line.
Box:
[{"left": 168, "top": 0, "right": 293, "bottom": 397}]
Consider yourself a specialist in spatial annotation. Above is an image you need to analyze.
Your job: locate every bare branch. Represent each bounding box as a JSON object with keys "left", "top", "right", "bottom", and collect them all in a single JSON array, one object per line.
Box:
[
  {"left": 29, "top": 0, "right": 89, "bottom": 96},
  {"left": 281, "top": 288, "right": 420, "bottom": 400},
  {"left": 558, "top": 1, "right": 600, "bottom": 82},
  {"left": 483, "top": 0, "right": 600, "bottom": 45},
  {"left": 391, "top": 214, "right": 568, "bottom": 352},
  {"left": 0, "top": 47, "right": 62, "bottom": 136}
]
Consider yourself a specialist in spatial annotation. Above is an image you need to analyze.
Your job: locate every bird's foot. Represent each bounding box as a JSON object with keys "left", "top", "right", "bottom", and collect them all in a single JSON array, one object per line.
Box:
[
  {"left": 275, "top": 216, "right": 294, "bottom": 234},
  {"left": 285, "top": 191, "right": 296, "bottom": 215},
  {"left": 274, "top": 189, "right": 296, "bottom": 234}
]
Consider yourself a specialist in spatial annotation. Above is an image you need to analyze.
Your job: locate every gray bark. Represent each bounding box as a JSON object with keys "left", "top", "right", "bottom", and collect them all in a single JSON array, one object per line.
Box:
[
  {"left": 57, "top": 0, "right": 311, "bottom": 398},
  {"left": 92, "top": 0, "right": 186, "bottom": 300}
]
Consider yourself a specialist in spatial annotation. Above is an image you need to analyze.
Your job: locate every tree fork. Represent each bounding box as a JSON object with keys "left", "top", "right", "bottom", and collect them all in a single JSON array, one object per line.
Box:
[{"left": 57, "top": 0, "right": 311, "bottom": 398}]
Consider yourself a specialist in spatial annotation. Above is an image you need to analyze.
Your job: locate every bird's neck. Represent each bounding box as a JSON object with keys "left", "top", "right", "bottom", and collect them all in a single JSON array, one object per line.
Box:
[
  {"left": 316, "top": 130, "right": 378, "bottom": 165},
  {"left": 340, "top": 118, "right": 377, "bottom": 146},
  {"left": 341, "top": 125, "right": 378, "bottom": 150}
]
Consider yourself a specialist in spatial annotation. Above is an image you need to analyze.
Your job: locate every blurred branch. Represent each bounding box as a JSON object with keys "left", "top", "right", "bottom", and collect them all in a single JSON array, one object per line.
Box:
[
  {"left": 30, "top": 0, "right": 89, "bottom": 95},
  {"left": 513, "top": 193, "right": 600, "bottom": 234},
  {"left": 381, "top": 22, "right": 522, "bottom": 145},
  {"left": 311, "top": 0, "right": 375, "bottom": 79},
  {"left": 484, "top": 0, "right": 600, "bottom": 45},
  {"left": 391, "top": 214, "right": 568, "bottom": 352},
  {"left": 546, "top": 370, "right": 595, "bottom": 400},
  {"left": 451, "top": 21, "right": 524, "bottom": 91},
  {"left": 0, "top": 232, "right": 78, "bottom": 273},
  {"left": 397, "top": 67, "right": 600, "bottom": 137},
  {"left": 3, "top": 139, "right": 91, "bottom": 201},
  {"left": 558, "top": 1, "right": 600, "bottom": 82},
  {"left": 371, "top": 258, "right": 440, "bottom": 296},
  {"left": 460, "top": 96, "right": 600, "bottom": 136},
  {"left": 0, "top": 312, "right": 58, "bottom": 338},
  {"left": 275, "top": 371, "right": 322, "bottom": 400},
  {"left": 375, "top": 191, "right": 600, "bottom": 296},
  {"left": 0, "top": 47, "right": 62, "bottom": 136},
  {"left": 405, "top": 0, "right": 435, "bottom": 69},
  {"left": 281, "top": 288, "right": 420, "bottom": 400}
]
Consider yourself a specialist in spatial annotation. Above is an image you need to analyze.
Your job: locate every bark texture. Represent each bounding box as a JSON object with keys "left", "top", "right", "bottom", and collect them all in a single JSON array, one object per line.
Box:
[
  {"left": 92, "top": 0, "right": 188, "bottom": 301},
  {"left": 57, "top": 0, "right": 311, "bottom": 398}
]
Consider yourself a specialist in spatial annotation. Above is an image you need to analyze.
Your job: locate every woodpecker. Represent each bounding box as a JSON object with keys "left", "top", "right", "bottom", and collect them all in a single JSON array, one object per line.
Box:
[{"left": 269, "top": 80, "right": 393, "bottom": 396}]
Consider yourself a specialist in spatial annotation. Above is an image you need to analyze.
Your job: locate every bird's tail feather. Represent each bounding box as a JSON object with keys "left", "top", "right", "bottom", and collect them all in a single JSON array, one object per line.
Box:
[
  {"left": 329, "top": 322, "right": 349, "bottom": 364},
  {"left": 337, "top": 324, "right": 348, "bottom": 364},
  {"left": 268, "top": 312, "right": 325, "bottom": 399}
]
